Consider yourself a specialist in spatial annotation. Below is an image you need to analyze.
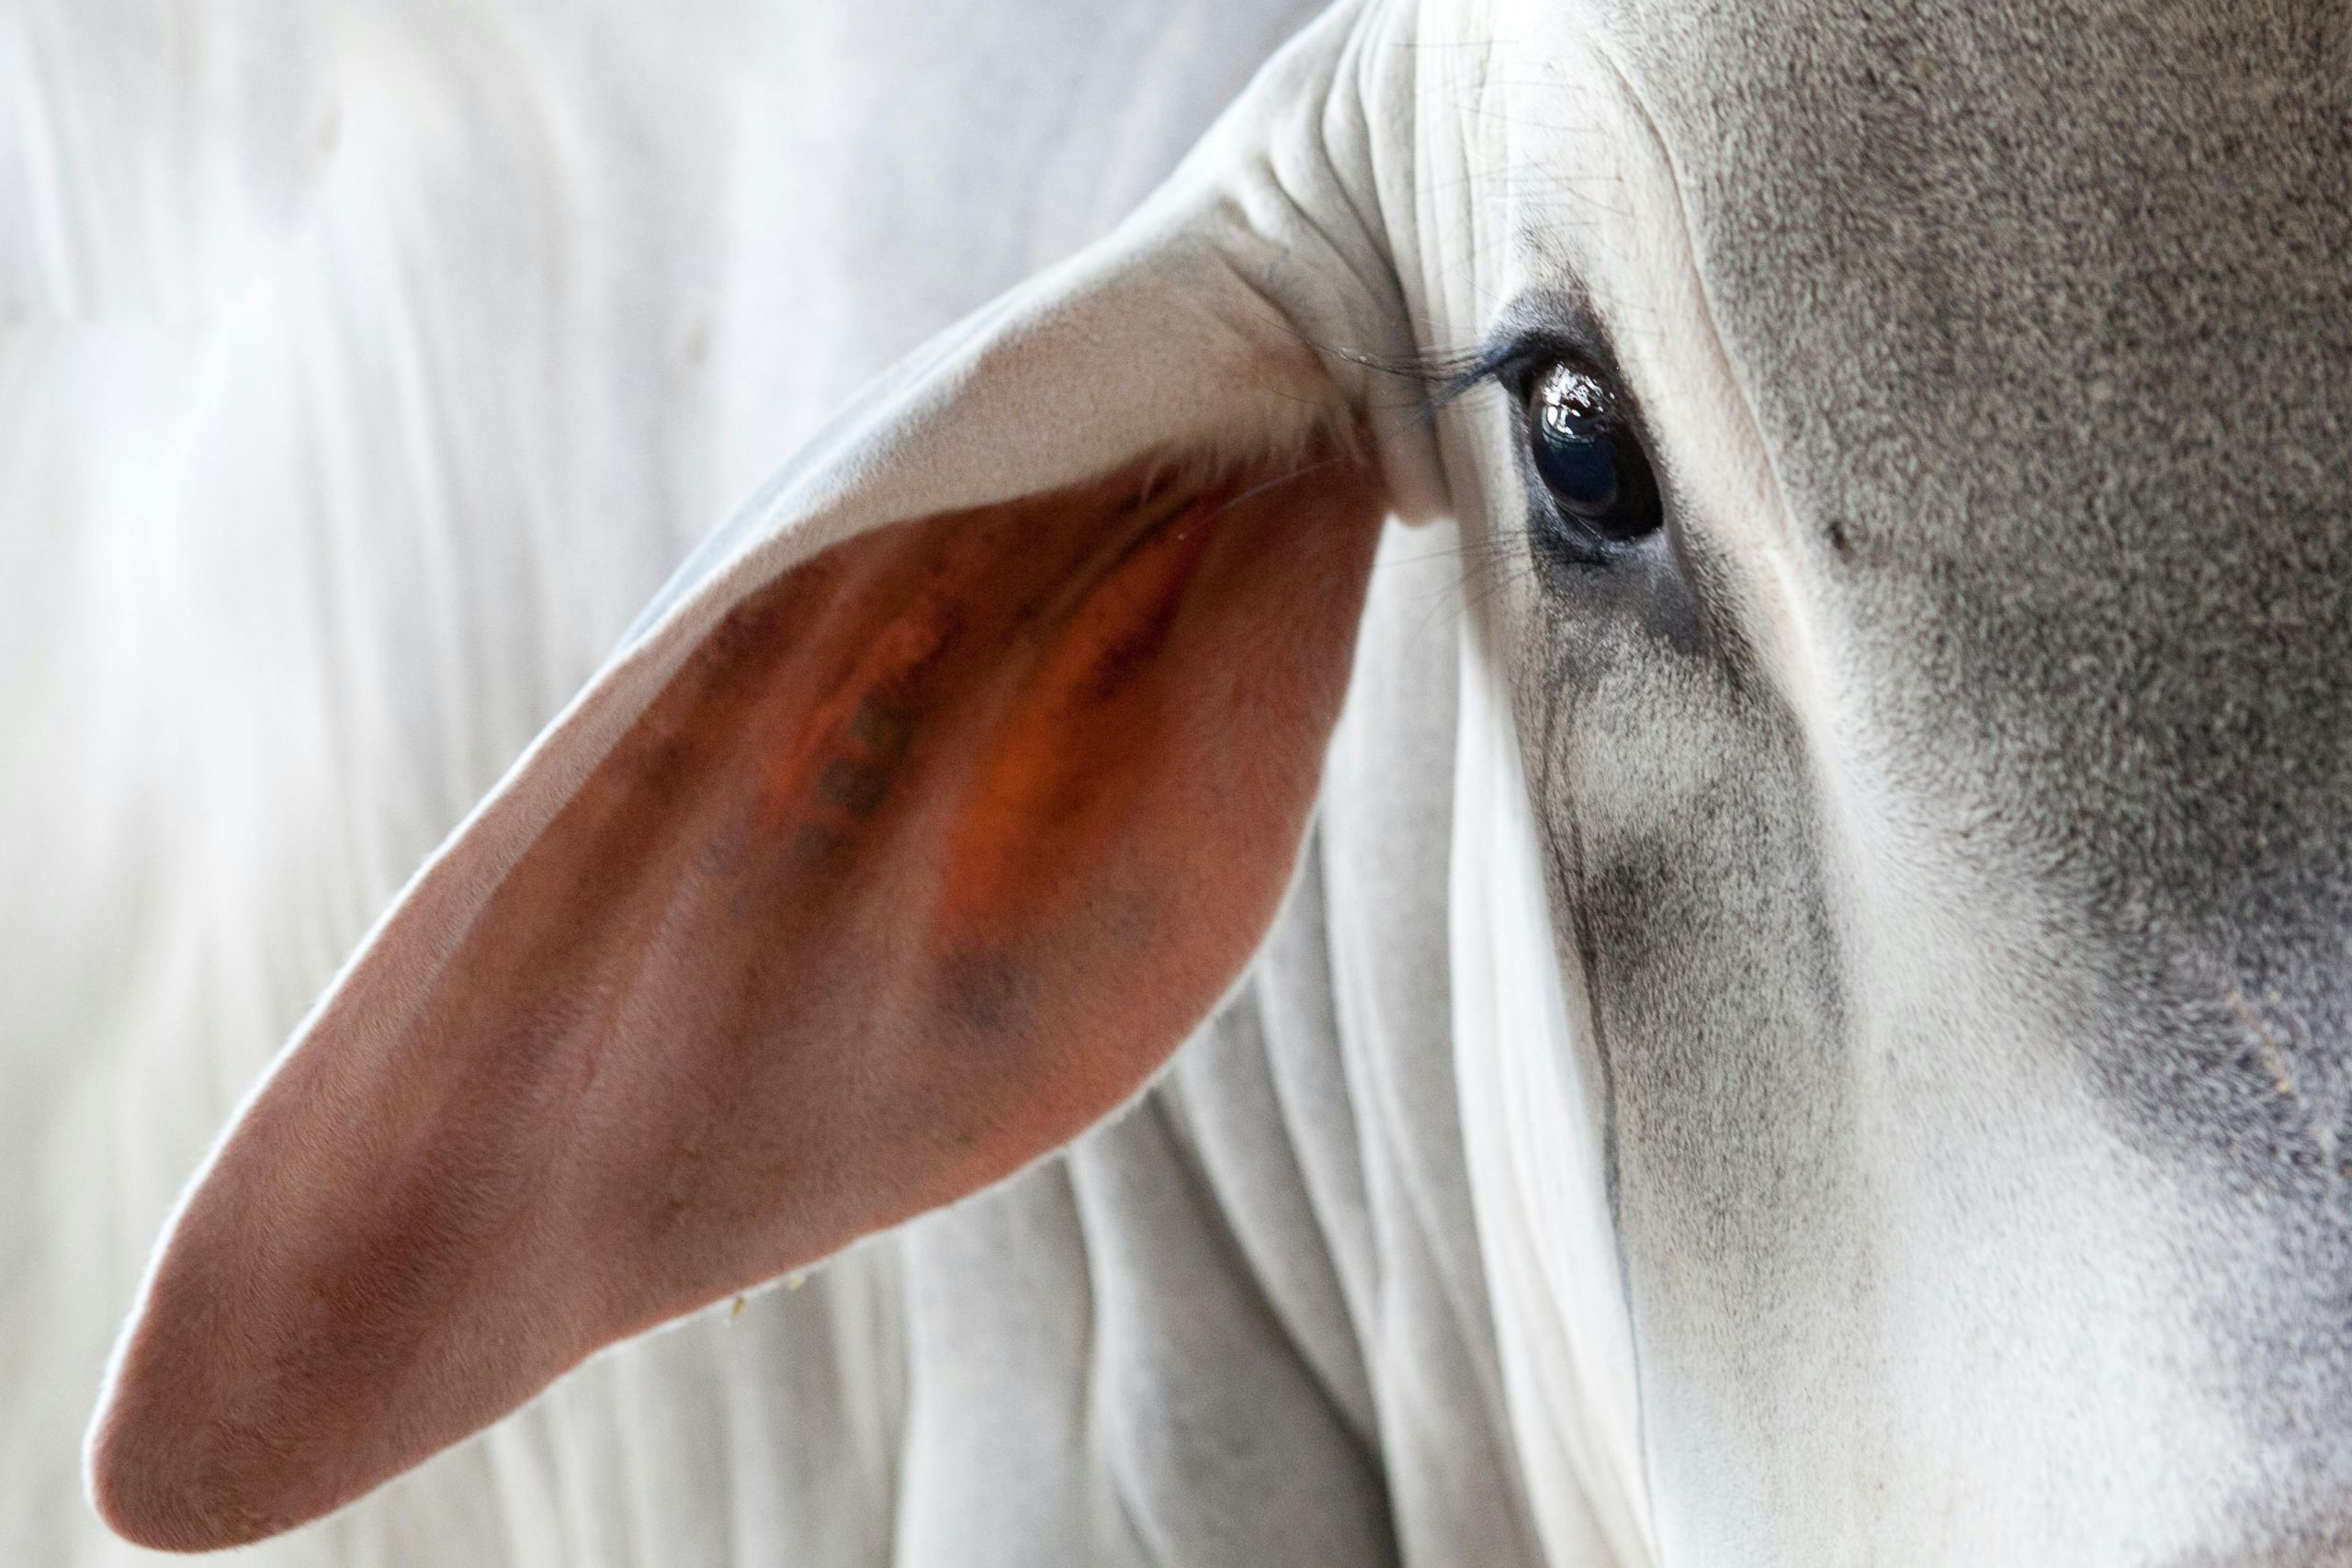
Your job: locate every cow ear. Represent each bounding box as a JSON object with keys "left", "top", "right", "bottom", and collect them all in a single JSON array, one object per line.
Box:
[{"left": 85, "top": 175, "right": 1395, "bottom": 1550}]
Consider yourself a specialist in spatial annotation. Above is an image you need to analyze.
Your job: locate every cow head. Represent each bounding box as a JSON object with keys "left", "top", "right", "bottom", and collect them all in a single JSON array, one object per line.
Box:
[
  {"left": 90, "top": 1, "right": 2352, "bottom": 1562},
  {"left": 1429, "top": 3, "right": 2352, "bottom": 1562}
]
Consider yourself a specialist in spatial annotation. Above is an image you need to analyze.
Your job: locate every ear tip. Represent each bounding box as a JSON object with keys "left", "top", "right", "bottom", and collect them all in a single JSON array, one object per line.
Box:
[
  {"left": 85, "top": 1350, "right": 309, "bottom": 1553},
  {"left": 85, "top": 1413, "right": 240, "bottom": 1553}
]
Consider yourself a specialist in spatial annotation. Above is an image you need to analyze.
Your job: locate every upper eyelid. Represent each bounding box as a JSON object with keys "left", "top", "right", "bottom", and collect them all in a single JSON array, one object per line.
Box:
[
  {"left": 1430, "top": 336, "right": 1590, "bottom": 411},
  {"left": 1438, "top": 343, "right": 1623, "bottom": 423},
  {"left": 1430, "top": 344, "right": 1526, "bottom": 408},
  {"left": 1430, "top": 299, "right": 1623, "bottom": 410}
]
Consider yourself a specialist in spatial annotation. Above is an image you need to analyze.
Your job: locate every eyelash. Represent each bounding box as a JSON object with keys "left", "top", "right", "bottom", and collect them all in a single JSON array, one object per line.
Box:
[{"left": 1430, "top": 342, "right": 1547, "bottom": 410}]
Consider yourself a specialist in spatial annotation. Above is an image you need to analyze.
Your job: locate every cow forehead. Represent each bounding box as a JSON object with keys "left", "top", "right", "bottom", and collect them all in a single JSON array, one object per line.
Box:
[
  {"left": 1546, "top": 0, "right": 2352, "bottom": 868},
  {"left": 1587, "top": 0, "right": 2352, "bottom": 544}
]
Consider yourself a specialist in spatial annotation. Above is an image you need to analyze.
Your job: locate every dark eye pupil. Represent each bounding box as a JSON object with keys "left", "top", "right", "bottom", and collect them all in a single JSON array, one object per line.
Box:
[
  {"left": 1526, "top": 363, "right": 1661, "bottom": 546},
  {"left": 1534, "top": 406, "right": 1622, "bottom": 508}
]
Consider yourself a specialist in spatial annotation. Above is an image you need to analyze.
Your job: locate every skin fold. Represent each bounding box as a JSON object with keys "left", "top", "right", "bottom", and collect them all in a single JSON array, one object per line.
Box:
[{"left": 23, "top": 0, "right": 2352, "bottom": 1563}]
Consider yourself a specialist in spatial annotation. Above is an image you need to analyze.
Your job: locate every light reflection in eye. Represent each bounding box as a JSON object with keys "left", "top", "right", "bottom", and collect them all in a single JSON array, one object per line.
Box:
[{"left": 1524, "top": 361, "right": 1662, "bottom": 547}]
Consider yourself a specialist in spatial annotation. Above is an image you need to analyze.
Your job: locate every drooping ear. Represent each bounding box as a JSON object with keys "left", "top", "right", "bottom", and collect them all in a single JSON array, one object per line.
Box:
[{"left": 85, "top": 45, "right": 1409, "bottom": 1550}]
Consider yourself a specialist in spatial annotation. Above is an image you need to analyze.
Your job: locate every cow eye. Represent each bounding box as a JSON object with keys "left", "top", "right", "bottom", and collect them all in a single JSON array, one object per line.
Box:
[{"left": 1522, "top": 361, "right": 1662, "bottom": 547}]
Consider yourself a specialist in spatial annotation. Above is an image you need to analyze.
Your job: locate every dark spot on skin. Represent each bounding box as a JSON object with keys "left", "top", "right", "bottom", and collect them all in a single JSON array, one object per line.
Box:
[
  {"left": 939, "top": 953, "right": 1029, "bottom": 1036},
  {"left": 849, "top": 696, "right": 913, "bottom": 761},
  {"left": 809, "top": 695, "right": 916, "bottom": 822},
  {"left": 818, "top": 759, "right": 890, "bottom": 817}
]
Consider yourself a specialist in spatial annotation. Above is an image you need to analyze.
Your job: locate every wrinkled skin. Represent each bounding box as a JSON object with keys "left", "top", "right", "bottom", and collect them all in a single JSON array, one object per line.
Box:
[
  {"left": 1420, "top": 1, "right": 2352, "bottom": 1560},
  {"left": 23, "top": 0, "right": 2352, "bottom": 1564}
]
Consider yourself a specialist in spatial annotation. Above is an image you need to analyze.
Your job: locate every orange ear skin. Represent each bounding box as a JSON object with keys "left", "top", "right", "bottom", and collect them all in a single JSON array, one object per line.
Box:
[{"left": 89, "top": 445, "right": 1385, "bottom": 1552}]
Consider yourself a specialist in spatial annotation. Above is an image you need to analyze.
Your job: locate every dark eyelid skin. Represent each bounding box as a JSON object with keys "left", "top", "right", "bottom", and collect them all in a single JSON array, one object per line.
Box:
[{"left": 1437, "top": 291, "right": 1645, "bottom": 425}]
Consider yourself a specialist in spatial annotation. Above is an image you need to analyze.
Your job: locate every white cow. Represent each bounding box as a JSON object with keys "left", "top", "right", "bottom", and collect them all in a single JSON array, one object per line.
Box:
[{"left": 36, "top": 0, "right": 2352, "bottom": 1563}]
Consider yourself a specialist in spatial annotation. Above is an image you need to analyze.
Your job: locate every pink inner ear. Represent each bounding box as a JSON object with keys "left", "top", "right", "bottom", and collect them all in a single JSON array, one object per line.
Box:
[{"left": 89, "top": 444, "right": 1385, "bottom": 1552}]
